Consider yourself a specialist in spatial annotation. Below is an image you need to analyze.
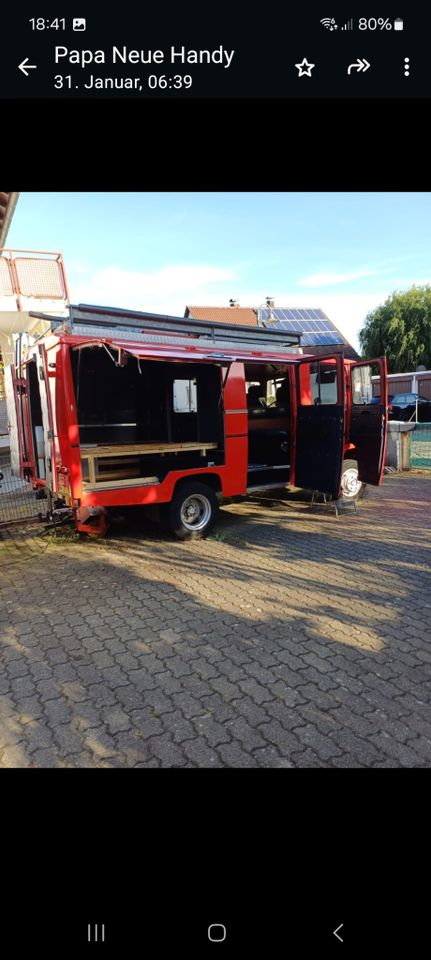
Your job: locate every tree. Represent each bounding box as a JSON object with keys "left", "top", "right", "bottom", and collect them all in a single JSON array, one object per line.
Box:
[{"left": 359, "top": 285, "right": 431, "bottom": 372}]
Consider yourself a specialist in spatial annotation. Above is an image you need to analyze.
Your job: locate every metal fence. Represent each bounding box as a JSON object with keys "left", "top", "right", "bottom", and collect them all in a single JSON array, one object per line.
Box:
[
  {"left": 410, "top": 423, "right": 431, "bottom": 469},
  {"left": 0, "top": 449, "right": 40, "bottom": 525}
]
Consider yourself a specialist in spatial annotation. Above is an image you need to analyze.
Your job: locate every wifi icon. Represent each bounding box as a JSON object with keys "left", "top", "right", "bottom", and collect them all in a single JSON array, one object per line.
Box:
[{"left": 320, "top": 17, "right": 338, "bottom": 30}]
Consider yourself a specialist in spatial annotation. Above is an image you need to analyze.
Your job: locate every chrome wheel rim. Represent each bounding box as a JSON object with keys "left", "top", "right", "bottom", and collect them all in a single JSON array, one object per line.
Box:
[
  {"left": 341, "top": 468, "right": 362, "bottom": 498},
  {"left": 180, "top": 494, "right": 211, "bottom": 531}
]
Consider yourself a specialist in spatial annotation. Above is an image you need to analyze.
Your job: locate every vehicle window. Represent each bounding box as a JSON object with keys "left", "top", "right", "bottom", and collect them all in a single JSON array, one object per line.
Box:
[
  {"left": 173, "top": 379, "right": 197, "bottom": 413},
  {"left": 311, "top": 362, "right": 338, "bottom": 404},
  {"left": 351, "top": 364, "right": 374, "bottom": 404},
  {"left": 298, "top": 360, "right": 338, "bottom": 406},
  {"left": 266, "top": 380, "right": 277, "bottom": 406},
  {"left": 246, "top": 380, "right": 282, "bottom": 407}
]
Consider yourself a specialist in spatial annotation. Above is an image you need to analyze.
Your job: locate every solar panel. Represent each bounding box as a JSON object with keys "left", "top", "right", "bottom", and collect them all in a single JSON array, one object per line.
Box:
[{"left": 259, "top": 307, "right": 345, "bottom": 347}]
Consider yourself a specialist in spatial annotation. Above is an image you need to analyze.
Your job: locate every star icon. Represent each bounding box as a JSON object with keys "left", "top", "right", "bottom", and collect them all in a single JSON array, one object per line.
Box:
[{"left": 295, "top": 58, "right": 315, "bottom": 77}]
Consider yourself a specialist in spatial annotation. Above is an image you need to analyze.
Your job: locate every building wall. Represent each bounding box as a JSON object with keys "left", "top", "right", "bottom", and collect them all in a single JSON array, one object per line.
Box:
[
  {"left": 372, "top": 371, "right": 431, "bottom": 397},
  {"left": 417, "top": 375, "right": 431, "bottom": 399},
  {"left": 386, "top": 377, "right": 413, "bottom": 395}
]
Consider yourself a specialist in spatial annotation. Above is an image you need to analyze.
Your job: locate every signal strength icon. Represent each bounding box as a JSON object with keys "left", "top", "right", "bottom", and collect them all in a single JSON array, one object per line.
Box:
[
  {"left": 320, "top": 18, "right": 338, "bottom": 30},
  {"left": 341, "top": 18, "right": 354, "bottom": 30}
]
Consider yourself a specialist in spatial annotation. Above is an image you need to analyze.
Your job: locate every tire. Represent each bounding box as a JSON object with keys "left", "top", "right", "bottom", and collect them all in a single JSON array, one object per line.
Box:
[
  {"left": 167, "top": 481, "right": 219, "bottom": 540},
  {"left": 340, "top": 459, "right": 366, "bottom": 501}
]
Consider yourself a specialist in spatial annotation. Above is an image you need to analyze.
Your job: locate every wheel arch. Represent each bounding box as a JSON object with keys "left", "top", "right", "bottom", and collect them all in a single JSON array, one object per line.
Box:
[{"left": 172, "top": 472, "right": 223, "bottom": 497}]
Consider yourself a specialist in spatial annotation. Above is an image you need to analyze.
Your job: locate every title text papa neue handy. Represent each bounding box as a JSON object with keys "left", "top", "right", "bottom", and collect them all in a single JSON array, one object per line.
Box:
[{"left": 55, "top": 46, "right": 236, "bottom": 69}]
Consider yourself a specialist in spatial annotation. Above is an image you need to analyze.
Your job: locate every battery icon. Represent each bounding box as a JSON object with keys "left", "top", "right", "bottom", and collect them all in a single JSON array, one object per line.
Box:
[{"left": 394, "top": 18, "right": 404, "bottom": 30}]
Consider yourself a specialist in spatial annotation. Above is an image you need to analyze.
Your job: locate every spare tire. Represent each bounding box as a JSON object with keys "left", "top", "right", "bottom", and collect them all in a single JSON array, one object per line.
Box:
[{"left": 340, "top": 459, "right": 366, "bottom": 501}]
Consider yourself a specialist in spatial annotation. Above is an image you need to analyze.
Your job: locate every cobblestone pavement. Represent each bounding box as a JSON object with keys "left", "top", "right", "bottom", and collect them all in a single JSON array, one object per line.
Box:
[{"left": 1, "top": 474, "right": 430, "bottom": 768}]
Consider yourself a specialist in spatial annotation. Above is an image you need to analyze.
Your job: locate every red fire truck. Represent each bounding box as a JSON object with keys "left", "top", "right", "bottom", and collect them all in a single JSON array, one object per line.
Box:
[{"left": 4, "top": 304, "right": 387, "bottom": 538}]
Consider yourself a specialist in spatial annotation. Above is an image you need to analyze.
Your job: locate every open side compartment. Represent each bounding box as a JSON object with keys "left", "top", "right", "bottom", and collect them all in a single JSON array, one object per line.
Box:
[
  {"left": 70, "top": 347, "right": 225, "bottom": 489},
  {"left": 244, "top": 361, "right": 292, "bottom": 489}
]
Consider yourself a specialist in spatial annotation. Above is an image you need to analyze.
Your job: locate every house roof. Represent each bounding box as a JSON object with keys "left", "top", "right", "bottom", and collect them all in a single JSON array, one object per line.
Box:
[
  {"left": 185, "top": 306, "right": 257, "bottom": 326},
  {"left": 0, "top": 192, "right": 19, "bottom": 247},
  {"left": 185, "top": 304, "right": 360, "bottom": 359}
]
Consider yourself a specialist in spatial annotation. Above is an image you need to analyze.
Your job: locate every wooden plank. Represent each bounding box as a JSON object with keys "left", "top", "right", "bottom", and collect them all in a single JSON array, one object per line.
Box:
[
  {"left": 82, "top": 476, "right": 159, "bottom": 492},
  {"left": 87, "top": 456, "right": 96, "bottom": 485},
  {"left": 80, "top": 441, "right": 217, "bottom": 457}
]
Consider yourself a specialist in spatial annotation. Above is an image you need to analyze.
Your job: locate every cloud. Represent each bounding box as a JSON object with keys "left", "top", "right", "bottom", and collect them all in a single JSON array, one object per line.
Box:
[
  {"left": 68, "top": 264, "right": 391, "bottom": 352},
  {"left": 70, "top": 263, "right": 237, "bottom": 314},
  {"left": 299, "top": 269, "right": 378, "bottom": 287}
]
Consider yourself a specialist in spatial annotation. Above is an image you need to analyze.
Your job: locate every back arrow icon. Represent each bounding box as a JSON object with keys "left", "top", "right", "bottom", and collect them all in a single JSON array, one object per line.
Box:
[
  {"left": 347, "top": 58, "right": 370, "bottom": 75},
  {"left": 333, "top": 923, "right": 344, "bottom": 943},
  {"left": 18, "top": 58, "right": 37, "bottom": 76}
]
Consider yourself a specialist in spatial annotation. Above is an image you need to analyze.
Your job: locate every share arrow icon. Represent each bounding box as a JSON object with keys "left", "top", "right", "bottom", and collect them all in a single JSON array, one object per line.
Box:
[{"left": 347, "top": 58, "right": 371, "bottom": 75}]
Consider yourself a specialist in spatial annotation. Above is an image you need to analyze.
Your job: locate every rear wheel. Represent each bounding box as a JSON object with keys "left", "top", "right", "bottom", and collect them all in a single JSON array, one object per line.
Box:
[
  {"left": 167, "top": 482, "right": 219, "bottom": 540},
  {"left": 340, "top": 459, "right": 366, "bottom": 501}
]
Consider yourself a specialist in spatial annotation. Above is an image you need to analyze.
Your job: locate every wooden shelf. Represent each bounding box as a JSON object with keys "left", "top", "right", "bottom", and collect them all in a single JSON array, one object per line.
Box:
[
  {"left": 80, "top": 441, "right": 218, "bottom": 486},
  {"left": 80, "top": 441, "right": 217, "bottom": 457}
]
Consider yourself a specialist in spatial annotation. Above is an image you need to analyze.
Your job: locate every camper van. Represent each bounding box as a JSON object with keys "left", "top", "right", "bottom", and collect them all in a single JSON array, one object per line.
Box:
[{"left": 5, "top": 304, "right": 387, "bottom": 538}]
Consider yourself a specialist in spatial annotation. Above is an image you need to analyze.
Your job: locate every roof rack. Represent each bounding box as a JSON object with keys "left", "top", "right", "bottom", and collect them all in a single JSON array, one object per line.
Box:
[{"left": 29, "top": 303, "right": 302, "bottom": 350}]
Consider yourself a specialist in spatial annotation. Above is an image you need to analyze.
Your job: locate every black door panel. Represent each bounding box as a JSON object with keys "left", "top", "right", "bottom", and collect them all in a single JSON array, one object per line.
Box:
[
  {"left": 295, "top": 405, "right": 344, "bottom": 496},
  {"left": 295, "top": 353, "right": 345, "bottom": 498}
]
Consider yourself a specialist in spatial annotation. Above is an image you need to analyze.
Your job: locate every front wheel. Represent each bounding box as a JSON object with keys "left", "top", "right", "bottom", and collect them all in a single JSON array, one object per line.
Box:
[
  {"left": 340, "top": 459, "right": 366, "bottom": 501},
  {"left": 167, "top": 482, "right": 219, "bottom": 540}
]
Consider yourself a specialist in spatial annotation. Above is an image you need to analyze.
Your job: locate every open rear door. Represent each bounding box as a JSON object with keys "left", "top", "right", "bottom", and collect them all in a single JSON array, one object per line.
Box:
[
  {"left": 294, "top": 354, "right": 345, "bottom": 498},
  {"left": 349, "top": 357, "right": 387, "bottom": 485}
]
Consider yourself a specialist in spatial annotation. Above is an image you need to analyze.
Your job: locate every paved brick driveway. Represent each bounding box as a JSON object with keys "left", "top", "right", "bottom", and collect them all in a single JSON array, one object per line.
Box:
[{"left": 1, "top": 474, "right": 430, "bottom": 767}]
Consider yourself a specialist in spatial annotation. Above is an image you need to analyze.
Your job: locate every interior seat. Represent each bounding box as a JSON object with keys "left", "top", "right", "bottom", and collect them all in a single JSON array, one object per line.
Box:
[{"left": 247, "top": 385, "right": 266, "bottom": 419}]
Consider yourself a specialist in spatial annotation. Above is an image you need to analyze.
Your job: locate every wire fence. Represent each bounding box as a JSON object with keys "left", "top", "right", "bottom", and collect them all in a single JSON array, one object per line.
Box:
[
  {"left": 0, "top": 449, "right": 40, "bottom": 525},
  {"left": 410, "top": 423, "right": 431, "bottom": 469}
]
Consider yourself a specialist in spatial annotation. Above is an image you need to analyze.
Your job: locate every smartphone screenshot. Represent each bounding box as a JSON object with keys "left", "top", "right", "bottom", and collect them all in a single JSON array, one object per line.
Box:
[{"left": 0, "top": 6, "right": 428, "bottom": 956}]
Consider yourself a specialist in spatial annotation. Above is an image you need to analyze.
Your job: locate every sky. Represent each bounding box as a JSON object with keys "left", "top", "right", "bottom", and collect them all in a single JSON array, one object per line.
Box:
[{"left": 6, "top": 192, "right": 431, "bottom": 350}]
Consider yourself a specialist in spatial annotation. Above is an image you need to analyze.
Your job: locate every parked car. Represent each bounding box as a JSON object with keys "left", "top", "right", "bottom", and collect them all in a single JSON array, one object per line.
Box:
[
  {"left": 388, "top": 393, "right": 431, "bottom": 422},
  {"left": 371, "top": 394, "right": 394, "bottom": 404}
]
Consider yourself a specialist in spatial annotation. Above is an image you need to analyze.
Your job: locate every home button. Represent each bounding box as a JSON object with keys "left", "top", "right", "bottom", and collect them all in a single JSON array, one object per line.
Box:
[{"left": 208, "top": 924, "right": 227, "bottom": 942}]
